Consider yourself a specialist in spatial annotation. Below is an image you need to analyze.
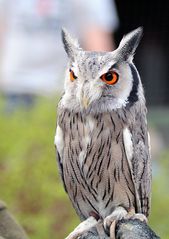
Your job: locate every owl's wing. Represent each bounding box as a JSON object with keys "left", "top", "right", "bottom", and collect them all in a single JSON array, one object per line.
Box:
[
  {"left": 54, "top": 109, "right": 67, "bottom": 193},
  {"left": 123, "top": 107, "right": 151, "bottom": 217}
]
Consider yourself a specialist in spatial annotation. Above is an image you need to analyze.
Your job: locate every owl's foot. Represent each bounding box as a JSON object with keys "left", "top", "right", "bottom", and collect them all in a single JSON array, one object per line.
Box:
[
  {"left": 65, "top": 216, "right": 98, "bottom": 239},
  {"left": 129, "top": 213, "right": 148, "bottom": 223},
  {"left": 103, "top": 207, "right": 148, "bottom": 238},
  {"left": 124, "top": 208, "right": 148, "bottom": 223},
  {"left": 103, "top": 206, "right": 128, "bottom": 238}
]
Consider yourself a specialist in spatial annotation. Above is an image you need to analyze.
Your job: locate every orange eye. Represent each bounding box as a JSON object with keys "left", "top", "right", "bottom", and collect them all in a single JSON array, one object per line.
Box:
[
  {"left": 101, "top": 71, "right": 118, "bottom": 85},
  {"left": 69, "top": 69, "right": 77, "bottom": 82}
]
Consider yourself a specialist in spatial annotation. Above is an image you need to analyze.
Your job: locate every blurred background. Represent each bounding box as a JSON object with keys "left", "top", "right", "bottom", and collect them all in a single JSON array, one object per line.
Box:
[{"left": 0, "top": 0, "right": 168, "bottom": 238}]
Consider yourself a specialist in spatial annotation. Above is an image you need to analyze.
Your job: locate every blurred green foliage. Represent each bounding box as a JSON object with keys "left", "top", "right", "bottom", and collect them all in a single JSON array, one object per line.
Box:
[
  {"left": 0, "top": 97, "right": 79, "bottom": 239},
  {"left": 0, "top": 97, "right": 168, "bottom": 239},
  {"left": 149, "top": 150, "right": 169, "bottom": 239}
]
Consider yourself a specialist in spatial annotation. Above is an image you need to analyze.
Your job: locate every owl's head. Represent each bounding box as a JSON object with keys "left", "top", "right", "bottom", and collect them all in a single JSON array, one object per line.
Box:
[{"left": 61, "top": 27, "right": 144, "bottom": 113}]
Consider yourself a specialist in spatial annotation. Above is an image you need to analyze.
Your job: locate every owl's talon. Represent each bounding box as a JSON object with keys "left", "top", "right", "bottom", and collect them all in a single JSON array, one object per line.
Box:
[
  {"left": 103, "top": 220, "right": 113, "bottom": 236},
  {"left": 109, "top": 220, "right": 116, "bottom": 239},
  {"left": 103, "top": 206, "right": 128, "bottom": 235},
  {"left": 131, "top": 213, "right": 148, "bottom": 223}
]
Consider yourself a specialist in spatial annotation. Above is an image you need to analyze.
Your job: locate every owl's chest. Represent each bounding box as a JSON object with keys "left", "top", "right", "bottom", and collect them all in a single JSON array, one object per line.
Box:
[
  {"left": 62, "top": 111, "right": 123, "bottom": 146},
  {"left": 61, "top": 112, "right": 127, "bottom": 179},
  {"left": 63, "top": 113, "right": 121, "bottom": 161},
  {"left": 59, "top": 111, "right": 134, "bottom": 219}
]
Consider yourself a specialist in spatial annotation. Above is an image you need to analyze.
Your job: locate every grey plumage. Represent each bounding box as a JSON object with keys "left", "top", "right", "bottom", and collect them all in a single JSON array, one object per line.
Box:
[{"left": 55, "top": 27, "right": 151, "bottom": 235}]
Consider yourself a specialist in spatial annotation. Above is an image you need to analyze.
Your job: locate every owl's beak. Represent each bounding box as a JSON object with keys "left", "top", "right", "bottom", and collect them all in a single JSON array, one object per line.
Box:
[{"left": 82, "top": 96, "right": 90, "bottom": 109}]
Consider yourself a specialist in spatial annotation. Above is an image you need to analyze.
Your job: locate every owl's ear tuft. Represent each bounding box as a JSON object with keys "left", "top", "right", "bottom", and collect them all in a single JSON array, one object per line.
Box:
[
  {"left": 61, "top": 28, "right": 80, "bottom": 61},
  {"left": 118, "top": 27, "right": 143, "bottom": 62}
]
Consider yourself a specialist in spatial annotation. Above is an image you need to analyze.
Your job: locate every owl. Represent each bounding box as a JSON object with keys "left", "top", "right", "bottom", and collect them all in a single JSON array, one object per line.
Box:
[{"left": 55, "top": 28, "right": 151, "bottom": 239}]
